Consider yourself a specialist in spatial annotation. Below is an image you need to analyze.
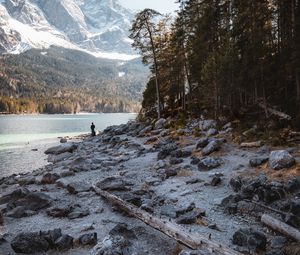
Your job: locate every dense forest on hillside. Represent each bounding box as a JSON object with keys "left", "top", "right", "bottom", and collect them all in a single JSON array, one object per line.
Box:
[
  {"left": 0, "top": 47, "right": 148, "bottom": 114},
  {"left": 131, "top": 0, "right": 300, "bottom": 127}
]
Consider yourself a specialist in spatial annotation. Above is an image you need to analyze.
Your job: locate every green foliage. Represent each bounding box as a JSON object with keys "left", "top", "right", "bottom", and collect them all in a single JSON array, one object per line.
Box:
[{"left": 137, "top": 0, "right": 300, "bottom": 126}]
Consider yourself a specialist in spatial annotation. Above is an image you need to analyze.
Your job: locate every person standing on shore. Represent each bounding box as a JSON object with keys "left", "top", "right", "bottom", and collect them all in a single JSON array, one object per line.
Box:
[{"left": 91, "top": 122, "right": 96, "bottom": 136}]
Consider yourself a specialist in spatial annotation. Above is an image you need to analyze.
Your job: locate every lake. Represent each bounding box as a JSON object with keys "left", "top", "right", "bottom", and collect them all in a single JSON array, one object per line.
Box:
[{"left": 0, "top": 113, "right": 137, "bottom": 177}]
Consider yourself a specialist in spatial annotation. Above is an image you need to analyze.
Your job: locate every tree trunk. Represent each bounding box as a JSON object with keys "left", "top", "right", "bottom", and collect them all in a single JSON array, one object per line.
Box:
[
  {"left": 93, "top": 186, "right": 243, "bottom": 255},
  {"left": 261, "top": 214, "right": 300, "bottom": 242},
  {"left": 146, "top": 20, "right": 161, "bottom": 119}
]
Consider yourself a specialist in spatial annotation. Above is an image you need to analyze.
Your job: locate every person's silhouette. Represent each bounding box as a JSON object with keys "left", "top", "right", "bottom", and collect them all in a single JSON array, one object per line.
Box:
[{"left": 91, "top": 122, "right": 96, "bottom": 136}]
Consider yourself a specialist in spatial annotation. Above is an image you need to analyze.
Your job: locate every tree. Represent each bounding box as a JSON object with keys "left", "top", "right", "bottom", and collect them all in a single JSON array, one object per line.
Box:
[{"left": 129, "top": 9, "right": 162, "bottom": 119}]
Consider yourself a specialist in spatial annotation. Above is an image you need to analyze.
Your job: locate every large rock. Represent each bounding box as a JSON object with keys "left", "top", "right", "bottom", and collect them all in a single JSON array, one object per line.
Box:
[
  {"left": 157, "top": 143, "right": 178, "bottom": 160},
  {"left": 196, "top": 138, "right": 210, "bottom": 149},
  {"left": 13, "top": 192, "right": 52, "bottom": 211},
  {"left": 77, "top": 233, "right": 97, "bottom": 246},
  {"left": 207, "top": 128, "right": 218, "bottom": 136},
  {"left": 202, "top": 140, "right": 222, "bottom": 156},
  {"left": 155, "top": 118, "right": 167, "bottom": 130},
  {"left": 45, "top": 143, "right": 78, "bottom": 155},
  {"left": 54, "top": 235, "right": 73, "bottom": 251},
  {"left": 91, "top": 235, "right": 129, "bottom": 255},
  {"left": 66, "top": 182, "right": 91, "bottom": 194},
  {"left": 48, "top": 152, "right": 72, "bottom": 163},
  {"left": 232, "top": 228, "right": 267, "bottom": 252},
  {"left": 249, "top": 157, "right": 269, "bottom": 167},
  {"left": 0, "top": 188, "right": 30, "bottom": 205},
  {"left": 11, "top": 232, "right": 49, "bottom": 254},
  {"left": 269, "top": 150, "right": 295, "bottom": 170},
  {"left": 199, "top": 120, "right": 217, "bottom": 131},
  {"left": 198, "top": 157, "right": 222, "bottom": 170}
]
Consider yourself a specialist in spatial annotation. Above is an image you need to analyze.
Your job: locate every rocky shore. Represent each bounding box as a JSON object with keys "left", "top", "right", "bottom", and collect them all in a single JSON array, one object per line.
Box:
[{"left": 0, "top": 118, "right": 299, "bottom": 255}]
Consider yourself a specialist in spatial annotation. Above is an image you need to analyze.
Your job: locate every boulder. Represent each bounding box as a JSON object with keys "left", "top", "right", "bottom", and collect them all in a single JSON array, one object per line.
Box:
[
  {"left": 171, "top": 148, "right": 192, "bottom": 158},
  {"left": 45, "top": 143, "right": 78, "bottom": 155},
  {"left": 14, "top": 192, "right": 52, "bottom": 211},
  {"left": 91, "top": 235, "right": 129, "bottom": 255},
  {"left": 11, "top": 232, "right": 49, "bottom": 254},
  {"left": 155, "top": 118, "right": 167, "bottom": 130},
  {"left": 41, "top": 173, "right": 60, "bottom": 184},
  {"left": 138, "top": 126, "right": 152, "bottom": 137},
  {"left": 48, "top": 152, "right": 72, "bottom": 163},
  {"left": 249, "top": 157, "right": 269, "bottom": 167},
  {"left": 60, "top": 138, "right": 68, "bottom": 143},
  {"left": 170, "top": 158, "right": 183, "bottom": 165},
  {"left": 196, "top": 138, "right": 210, "bottom": 149},
  {"left": 66, "top": 182, "right": 91, "bottom": 194},
  {"left": 54, "top": 235, "right": 73, "bottom": 251},
  {"left": 232, "top": 228, "right": 267, "bottom": 252},
  {"left": 285, "top": 178, "right": 300, "bottom": 192},
  {"left": 269, "top": 150, "right": 295, "bottom": 170},
  {"left": 229, "top": 177, "right": 243, "bottom": 192},
  {"left": 198, "top": 157, "right": 222, "bottom": 170},
  {"left": 47, "top": 205, "right": 71, "bottom": 218},
  {"left": 77, "top": 233, "right": 97, "bottom": 246},
  {"left": 199, "top": 119, "right": 217, "bottom": 131},
  {"left": 41, "top": 229, "right": 62, "bottom": 248},
  {"left": 202, "top": 140, "right": 222, "bottom": 156},
  {"left": 211, "top": 176, "right": 222, "bottom": 186},
  {"left": 207, "top": 128, "right": 218, "bottom": 136},
  {"left": 157, "top": 143, "right": 178, "bottom": 160},
  {"left": 0, "top": 188, "right": 30, "bottom": 205}
]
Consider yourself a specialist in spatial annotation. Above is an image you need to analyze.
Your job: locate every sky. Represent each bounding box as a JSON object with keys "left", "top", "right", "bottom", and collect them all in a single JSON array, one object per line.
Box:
[{"left": 118, "top": 0, "right": 179, "bottom": 14}]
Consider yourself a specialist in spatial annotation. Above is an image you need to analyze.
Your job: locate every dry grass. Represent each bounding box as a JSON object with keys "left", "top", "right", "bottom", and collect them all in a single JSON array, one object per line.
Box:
[{"left": 238, "top": 163, "right": 300, "bottom": 182}]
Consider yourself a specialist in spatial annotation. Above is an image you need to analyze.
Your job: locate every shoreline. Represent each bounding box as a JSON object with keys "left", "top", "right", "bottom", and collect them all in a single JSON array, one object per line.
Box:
[{"left": 0, "top": 118, "right": 299, "bottom": 254}]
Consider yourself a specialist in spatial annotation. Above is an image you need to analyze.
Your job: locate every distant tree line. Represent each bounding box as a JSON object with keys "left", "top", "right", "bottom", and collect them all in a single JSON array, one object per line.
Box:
[{"left": 130, "top": 1, "right": 300, "bottom": 126}]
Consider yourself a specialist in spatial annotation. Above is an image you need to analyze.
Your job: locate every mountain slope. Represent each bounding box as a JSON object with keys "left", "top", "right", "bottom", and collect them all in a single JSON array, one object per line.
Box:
[
  {"left": 0, "top": 46, "right": 148, "bottom": 113},
  {"left": 0, "top": 0, "right": 136, "bottom": 59}
]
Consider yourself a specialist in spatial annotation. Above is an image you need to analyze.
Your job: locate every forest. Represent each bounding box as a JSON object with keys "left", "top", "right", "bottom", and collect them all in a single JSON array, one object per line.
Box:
[
  {"left": 0, "top": 47, "right": 148, "bottom": 114},
  {"left": 130, "top": 0, "right": 300, "bottom": 127}
]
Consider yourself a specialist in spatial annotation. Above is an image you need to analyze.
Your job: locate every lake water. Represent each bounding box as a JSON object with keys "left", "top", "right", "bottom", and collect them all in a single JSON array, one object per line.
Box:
[{"left": 0, "top": 113, "right": 137, "bottom": 177}]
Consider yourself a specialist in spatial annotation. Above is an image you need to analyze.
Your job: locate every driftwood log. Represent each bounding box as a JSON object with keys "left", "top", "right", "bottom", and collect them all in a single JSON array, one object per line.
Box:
[
  {"left": 93, "top": 186, "right": 242, "bottom": 255},
  {"left": 258, "top": 102, "right": 292, "bottom": 120},
  {"left": 240, "top": 141, "right": 262, "bottom": 148},
  {"left": 261, "top": 214, "right": 300, "bottom": 242}
]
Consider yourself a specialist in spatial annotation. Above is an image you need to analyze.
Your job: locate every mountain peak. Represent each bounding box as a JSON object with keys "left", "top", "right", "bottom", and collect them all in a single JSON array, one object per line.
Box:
[{"left": 0, "top": 0, "right": 136, "bottom": 60}]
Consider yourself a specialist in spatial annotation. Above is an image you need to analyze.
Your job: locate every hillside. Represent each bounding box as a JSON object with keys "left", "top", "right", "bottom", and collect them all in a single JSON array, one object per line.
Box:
[{"left": 0, "top": 47, "right": 148, "bottom": 113}]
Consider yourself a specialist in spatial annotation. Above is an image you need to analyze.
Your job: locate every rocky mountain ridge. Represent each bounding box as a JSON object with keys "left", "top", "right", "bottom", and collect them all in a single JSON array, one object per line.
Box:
[{"left": 0, "top": 0, "right": 135, "bottom": 59}]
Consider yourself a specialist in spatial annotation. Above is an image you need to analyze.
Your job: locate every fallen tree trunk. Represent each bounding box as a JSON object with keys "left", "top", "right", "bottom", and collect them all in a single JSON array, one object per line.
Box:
[
  {"left": 258, "top": 103, "right": 292, "bottom": 120},
  {"left": 261, "top": 214, "right": 300, "bottom": 242},
  {"left": 240, "top": 141, "right": 262, "bottom": 148},
  {"left": 93, "top": 186, "right": 242, "bottom": 255}
]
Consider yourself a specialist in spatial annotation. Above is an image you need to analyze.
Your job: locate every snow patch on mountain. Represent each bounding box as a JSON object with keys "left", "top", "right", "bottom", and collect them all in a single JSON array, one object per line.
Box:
[{"left": 0, "top": 0, "right": 137, "bottom": 60}]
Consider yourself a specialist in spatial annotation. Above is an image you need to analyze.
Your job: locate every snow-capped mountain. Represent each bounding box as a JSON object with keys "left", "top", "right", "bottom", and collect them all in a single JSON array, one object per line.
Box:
[{"left": 0, "top": 0, "right": 136, "bottom": 60}]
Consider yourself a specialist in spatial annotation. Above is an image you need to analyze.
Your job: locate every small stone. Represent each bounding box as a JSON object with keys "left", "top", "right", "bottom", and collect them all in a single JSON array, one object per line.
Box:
[
  {"left": 176, "top": 209, "right": 205, "bottom": 224},
  {"left": 60, "top": 138, "right": 68, "bottom": 143},
  {"left": 229, "top": 177, "right": 242, "bottom": 192},
  {"left": 232, "top": 228, "right": 266, "bottom": 251}
]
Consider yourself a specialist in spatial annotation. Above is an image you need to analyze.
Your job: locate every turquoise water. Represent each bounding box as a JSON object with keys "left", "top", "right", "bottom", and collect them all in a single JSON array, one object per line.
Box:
[
  {"left": 0, "top": 113, "right": 136, "bottom": 177},
  {"left": 0, "top": 113, "right": 136, "bottom": 150}
]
